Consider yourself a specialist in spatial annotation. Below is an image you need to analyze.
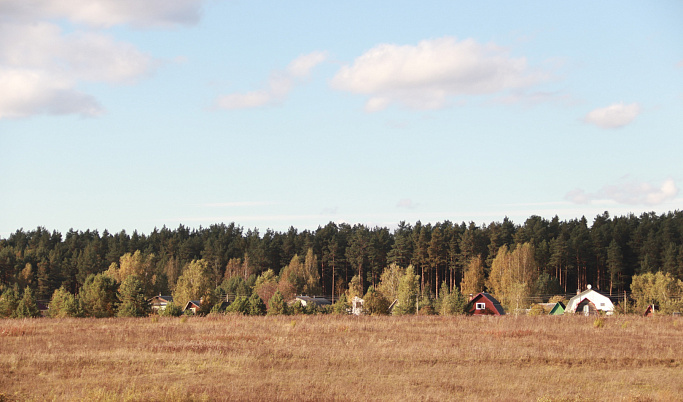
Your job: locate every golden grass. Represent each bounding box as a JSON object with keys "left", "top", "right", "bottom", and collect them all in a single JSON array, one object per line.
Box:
[{"left": 0, "top": 315, "right": 681, "bottom": 401}]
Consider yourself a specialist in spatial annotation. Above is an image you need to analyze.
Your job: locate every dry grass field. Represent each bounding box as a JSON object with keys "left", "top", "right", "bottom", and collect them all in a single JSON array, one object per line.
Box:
[{"left": 0, "top": 314, "right": 681, "bottom": 401}]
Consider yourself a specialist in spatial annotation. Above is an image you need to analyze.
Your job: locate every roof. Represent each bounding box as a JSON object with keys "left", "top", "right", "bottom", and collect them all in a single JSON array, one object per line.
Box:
[
  {"left": 471, "top": 292, "right": 506, "bottom": 315},
  {"left": 549, "top": 302, "right": 565, "bottom": 315},
  {"left": 295, "top": 296, "right": 332, "bottom": 306},
  {"left": 566, "top": 286, "right": 614, "bottom": 313},
  {"left": 148, "top": 295, "right": 173, "bottom": 303}
]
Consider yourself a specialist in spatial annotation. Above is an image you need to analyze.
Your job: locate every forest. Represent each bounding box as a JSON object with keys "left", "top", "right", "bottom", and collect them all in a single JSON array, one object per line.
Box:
[{"left": 1, "top": 210, "right": 683, "bottom": 315}]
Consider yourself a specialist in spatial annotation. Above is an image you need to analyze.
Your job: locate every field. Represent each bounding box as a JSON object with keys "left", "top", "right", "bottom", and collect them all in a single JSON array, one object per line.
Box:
[{"left": 0, "top": 315, "right": 681, "bottom": 401}]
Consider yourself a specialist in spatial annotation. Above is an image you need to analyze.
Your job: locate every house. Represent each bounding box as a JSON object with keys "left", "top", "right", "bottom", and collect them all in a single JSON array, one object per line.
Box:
[
  {"left": 183, "top": 300, "right": 201, "bottom": 314},
  {"left": 549, "top": 302, "right": 565, "bottom": 315},
  {"left": 148, "top": 295, "right": 174, "bottom": 312},
  {"left": 565, "top": 285, "right": 614, "bottom": 315},
  {"left": 294, "top": 296, "right": 332, "bottom": 308},
  {"left": 644, "top": 304, "right": 657, "bottom": 317},
  {"left": 351, "top": 296, "right": 364, "bottom": 315},
  {"left": 467, "top": 292, "right": 505, "bottom": 316}
]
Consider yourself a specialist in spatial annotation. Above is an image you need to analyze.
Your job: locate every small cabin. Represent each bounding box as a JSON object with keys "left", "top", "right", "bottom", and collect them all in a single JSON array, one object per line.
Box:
[
  {"left": 183, "top": 300, "right": 201, "bottom": 314},
  {"left": 351, "top": 296, "right": 364, "bottom": 315},
  {"left": 468, "top": 292, "right": 505, "bottom": 316}
]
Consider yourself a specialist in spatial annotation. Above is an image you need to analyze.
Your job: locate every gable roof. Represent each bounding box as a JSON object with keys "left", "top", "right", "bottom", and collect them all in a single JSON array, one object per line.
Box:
[
  {"left": 566, "top": 286, "right": 614, "bottom": 313},
  {"left": 295, "top": 296, "right": 332, "bottom": 306},
  {"left": 471, "top": 292, "right": 506, "bottom": 315}
]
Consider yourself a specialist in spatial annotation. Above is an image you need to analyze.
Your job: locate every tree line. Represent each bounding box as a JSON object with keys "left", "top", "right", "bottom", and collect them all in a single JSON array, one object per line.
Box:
[{"left": 1, "top": 211, "right": 682, "bottom": 312}]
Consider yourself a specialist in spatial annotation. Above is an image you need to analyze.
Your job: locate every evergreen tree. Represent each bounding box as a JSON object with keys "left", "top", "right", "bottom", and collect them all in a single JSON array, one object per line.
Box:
[
  {"left": 267, "top": 290, "right": 289, "bottom": 315},
  {"left": 117, "top": 275, "right": 150, "bottom": 317},
  {"left": 14, "top": 286, "right": 41, "bottom": 318},
  {"left": 247, "top": 293, "right": 267, "bottom": 316},
  {"left": 0, "top": 284, "right": 20, "bottom": 318},
  {"left": 394, "top": 265, "right": 419, "bottom": 315},
  {"left": 79, "top": 273, "right": 119, "bottom": 318},
  {"left": 226, "top": 296, "right": 250, "bottom": 314},
  {"left": 49, "top": 287, "right": 82, "bottom": 318}
]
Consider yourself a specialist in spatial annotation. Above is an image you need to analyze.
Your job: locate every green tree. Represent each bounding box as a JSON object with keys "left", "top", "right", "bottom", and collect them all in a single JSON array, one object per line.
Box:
[
  {"left": 117, "top": 275, "right": 150, "bottom": 317},
  {"left": 362, "top": 287, "right": 390, "bottom": 315},
  {"left": 606, "top": 240, "right": 624, "bottom": 296},
  {"left": 49, "top": 286, "right": 82, "bottom": 318},
  {"left": 79, "top": 273, "right": 119, "bottom": 318},
  {"left": 0, "top": 284, "right": 20, "bottom": 318},
  {"left": 332, "top": 293, "right": 349, "bottom": 314},
  {"left": 440, "top": 284, "right": 467, "bottom": 315},
  {"left": 394, "top": 265, "right": 419, "bottom": 315},
  {"left": 267, "top": 290, "right": 289, "bottom": 315},
  {"left": 173, "top": 259, "right": 214, "bottom": 310},
  {"left": 631, "top": 271, "right": 683, "bottom": 314},
  {"left": 14, "top": 286, "right": 41, "bottom": 318},
  {"left": 159, "top": 302, "right": 183, "bottom": 317},
  {"left": 226, "top": 296, "right": 250, "bottom": 314},
  {"left": 377, "top": 263, "right": 405, "bottom": 303},
  {"left": 247, "top": 293, "right": 267, "bottom": 316}
]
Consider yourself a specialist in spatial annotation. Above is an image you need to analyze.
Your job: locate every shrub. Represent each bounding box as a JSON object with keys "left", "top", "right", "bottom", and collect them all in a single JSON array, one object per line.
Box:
[
  {"left": 247, "top": 293, "right": 266, "bottom": 316},
  {"left": 362, "top": 287, "right": 390, "bottom": 316},
  {"left": 332, "top": 294, "right": 349, "bottom": 315},
  {"left": 226, "top": 296, "right": 249, "bottom": 315},
  {"left": 528, "top": 304, "right": 546, "bottom": 316},
  {"left": 160, "top": 302, "right": 183, "bottom": 317}
]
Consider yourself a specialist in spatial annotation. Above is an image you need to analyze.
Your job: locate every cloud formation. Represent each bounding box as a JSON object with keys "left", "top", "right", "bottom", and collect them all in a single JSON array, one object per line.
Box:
[
  {"left": 330, "top": 37, "right": 547, "bottom": 112},
  {"left": 0, "top": 0, "right": 205, "bottom": 119},
  {"left": 583, "top": 102, "right": 641, "bottom": 129},
  {"left": 216, "top": 52, "right": 327, "bottom": 110},
  {"left": 0, "top": 0, "right": 204, "bottom": 28},
  {"left": 565, "top": 178, "right": 678, "bottom": 206}
]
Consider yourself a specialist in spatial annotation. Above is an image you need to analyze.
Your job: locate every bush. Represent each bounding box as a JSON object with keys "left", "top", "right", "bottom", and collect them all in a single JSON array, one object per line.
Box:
[
  {"left": 332, "top": 294, "right": 349, "bottom": 315},
  {"left": 528, "top": 304, "right": 546, "bottom": 316},
  {"left": 362, "top": 287, "right": 390, "bottom": 316},
  {"left": 159, "top": 302, "right": 183, "bottom": 317},
  {"left": 247, "top": 293, "right": 267, "bottom": 316},
  {"left": 226, "top": 296, "right": 249, "bottom": 315}
]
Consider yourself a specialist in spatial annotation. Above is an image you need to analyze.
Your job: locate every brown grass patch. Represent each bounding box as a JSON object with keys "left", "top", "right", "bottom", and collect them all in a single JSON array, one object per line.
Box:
[{"left": 0, "top": 315, "right": 681, "bottom": 401}]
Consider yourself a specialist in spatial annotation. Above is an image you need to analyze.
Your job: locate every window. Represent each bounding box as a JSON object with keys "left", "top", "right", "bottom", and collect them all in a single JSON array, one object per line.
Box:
[
  {"left": 475, "top": 303, "right": 486, "bottom": 310},
  {"left": 600, "top": 303, "right": 605, "bottom": 307}
]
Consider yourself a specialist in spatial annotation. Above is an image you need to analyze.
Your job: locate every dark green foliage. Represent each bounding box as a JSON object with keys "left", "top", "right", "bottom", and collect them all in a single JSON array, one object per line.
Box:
[
  {"left": 291, "top": 300, "right": 306, "bottom": 315},
  {"left": 117, "top": 275, "right": 149, "bottom": 317},
  {"left": 247, "top": 293, "right": 266, "bottom": 316},
  {"left": 267, "top": 290, "right": 288, "bottom": 315},
  {"left": 226, "top": 296, "right": 249, "bottom": 314}
]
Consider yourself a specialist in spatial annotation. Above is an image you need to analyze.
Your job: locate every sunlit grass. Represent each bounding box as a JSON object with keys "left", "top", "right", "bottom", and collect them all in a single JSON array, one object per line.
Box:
[{"left": 0, "top": 315, "right": 681, "bottom": 401}]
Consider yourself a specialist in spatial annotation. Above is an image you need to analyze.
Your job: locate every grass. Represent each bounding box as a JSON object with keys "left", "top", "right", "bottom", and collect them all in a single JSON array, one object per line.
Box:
[{"left": 0, "top": 314, "right": 681, "bottom": 401}]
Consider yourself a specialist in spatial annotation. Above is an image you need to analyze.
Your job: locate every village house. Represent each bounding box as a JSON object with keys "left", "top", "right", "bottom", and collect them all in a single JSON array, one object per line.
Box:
[
  {"left": 565, "top": 285, "right": 614, "bottom": 315},
  {"left": 467, "top": 292, "right": 505, "bottom": 316},
  {"left": 294, "top": 296, "right": 332, "bottom": 308},
  {"left": 183, "top": 300, "right": 201, "bottom": 314},
  {"left": 148, "top": 295, "right": 174, "bottom": 312}
]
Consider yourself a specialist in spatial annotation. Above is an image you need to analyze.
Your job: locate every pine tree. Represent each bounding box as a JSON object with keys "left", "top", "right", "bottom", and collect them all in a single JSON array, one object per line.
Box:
[
  {"left": 0, "top": 284, "right": 20, "bottom": 318},
  {"left": 79, "top": 273, "right": 119, "bottom": 318},
  {"left": 267, "top": 290, "right": 288, "bottom": 315},
  {"left": 117, "top": 275, "right": 150, "bottom": 317},
  {"left": 247, "top": 293, "right": 267, "bottom": 316},
  {"left": 49, "top": 287, "right": 82, "bottom": 318},
  {"left": 13, "top": 286, "right": 41, "bottom": 318}
]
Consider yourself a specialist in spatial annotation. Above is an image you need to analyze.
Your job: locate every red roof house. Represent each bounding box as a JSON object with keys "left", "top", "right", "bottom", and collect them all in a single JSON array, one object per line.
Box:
[{"left": 467, "top": 292, "right": 506, "bottom": 316}]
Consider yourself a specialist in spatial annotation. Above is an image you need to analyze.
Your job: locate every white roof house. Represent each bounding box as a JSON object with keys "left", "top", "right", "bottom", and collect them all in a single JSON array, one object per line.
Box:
[{"left": 565, "top": 285, "right": 614, "bottom": 315}]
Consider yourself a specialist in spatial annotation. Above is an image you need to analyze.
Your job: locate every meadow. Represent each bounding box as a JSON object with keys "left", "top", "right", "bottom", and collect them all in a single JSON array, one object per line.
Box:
[{"left": 0, "top": 315, "right": 681, "bottom": 401}]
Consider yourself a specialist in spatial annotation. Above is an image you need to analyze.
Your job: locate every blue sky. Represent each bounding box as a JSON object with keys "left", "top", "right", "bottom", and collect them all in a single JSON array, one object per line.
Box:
[{"left": 1, "top": 0, "right": 682, "bottom": 238}]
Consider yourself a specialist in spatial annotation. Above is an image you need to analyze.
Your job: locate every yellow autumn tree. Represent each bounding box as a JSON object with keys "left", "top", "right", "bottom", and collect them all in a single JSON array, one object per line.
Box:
[{"left": 486, "top": 243, "right": 538, "bottom": 313}]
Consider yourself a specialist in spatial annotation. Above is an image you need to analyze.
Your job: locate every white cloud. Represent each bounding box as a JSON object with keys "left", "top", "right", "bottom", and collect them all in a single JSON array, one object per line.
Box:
[
  {"left": 0, "top": 22, "right": 155, "bottom": 118},
  {"left": 565, "top": 178, "right": 679, "bottom": 206},
  {"left": 584, "top": 102, "right": 641, "bottom": 129},
  {"left": 330, "top": 37, "right": 548, "bottom": 112},
  {"left": 0, "top": 68, "right": 102, "bottom": 118},
  {"left": 216, "top": 52, "right": 327, "bottom": 110},
  {"left": 0, "top": 0, "right": 204, "bottom": 28}
]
